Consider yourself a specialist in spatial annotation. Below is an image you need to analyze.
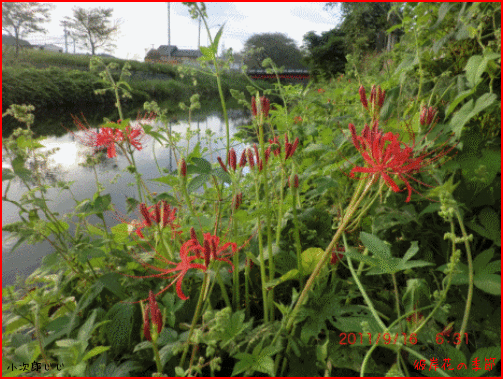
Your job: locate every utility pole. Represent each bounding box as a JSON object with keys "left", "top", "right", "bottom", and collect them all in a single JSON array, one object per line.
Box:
[
  {"left": 62, "top": 21, "right": 68, "bottom": 53},
  {"left": 167, "top": 2, "right": 171, "bottom": 60},
  {"left": 198, "top": 15, "right": 201, "bottom": 48}
]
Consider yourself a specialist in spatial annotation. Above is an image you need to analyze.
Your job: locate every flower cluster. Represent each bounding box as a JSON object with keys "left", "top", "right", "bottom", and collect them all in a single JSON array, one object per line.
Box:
[
  {"left": 419, "top": 105, "right": 438, "bottom": 126},
  {"left": 127, "top": 230, "right": 237, "bottom": 301},
  {"left": 143, "top": 290, "right": 163, "bottom": 341},
  {"left": 134, "top": 201, "right": 182, "bottom": 239},
  {"left": 71, "top": 115, "right": 152, "bottom": 158},
  {"left": 330, "top": 244, "right": 345, "bottom": 265},
  {"left": 268, "top": 134, "right": 300, "bottom": 162},
  {"left": 348, "top": 122, "right": 454, "bottom": 202},
  {"left": 359, "top": 85, "right": 386, "bottom": 121},
  {"left": 251, "top": 96, "right": 270, "bottom": 118}
]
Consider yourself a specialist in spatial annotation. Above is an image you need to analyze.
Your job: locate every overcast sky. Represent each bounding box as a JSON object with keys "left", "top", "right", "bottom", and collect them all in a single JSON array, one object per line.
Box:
[{"left": 22, "top": 2, "right": 340, "bottom": 60}]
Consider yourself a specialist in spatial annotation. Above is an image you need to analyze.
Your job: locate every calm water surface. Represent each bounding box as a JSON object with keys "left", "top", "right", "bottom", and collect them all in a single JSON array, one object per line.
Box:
[{"left": 2, "top": 110, "right": 250, "bottom": 287}]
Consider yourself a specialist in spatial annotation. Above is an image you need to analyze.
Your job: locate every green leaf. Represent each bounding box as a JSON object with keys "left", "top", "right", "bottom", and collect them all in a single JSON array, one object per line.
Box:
[
  {"left": 449, "top": 93, "right": 496, "bottom": 137},
  {"left": 77, "top": 309, "right": 98, "bottom": 342},
  {"left": 187, "top": 173, "right": 210, "bottom": 193},
  {"left": 82, "top": 346, "right": 111, "bottom": 362},
  {"left": 474, "top": 273, "right": 501, "bottom": 296},
  {"left": 445, "top": 89, "right": 475, "bottom": 118},
  {"left": 212, "top": 24, "right": 226, "bottom": 52},
  {"left": 264, "top": 269, "right": 299, "bottom": 289},
  {"left": 2, "top": 168, "right": 15, "bottom": 181},
  {"left": 467, "top": 347, "right": 501, "bottom": 377},
  {"left": 190, "top": 157, "right": 212, "bottom": 174},
  {"left": 110, "top": 223, "right": 129, "bottom": 244},
  {"left": 300, "top": 247, "right": 324, "bottom": 275},
  {"left": 473, "top": 248, "right": 495, "bottom": 275},
  {"left": 360, "top": 232, "right": 391, "bottom": 259},
  {"left": 99, "top": 273, "right": 128, "bottom": 300},
  {"left": 105, "top": 303, "right": 138, "bottom": 354},
  {"left": 232, "top": 353, "right": 254, "bottom": 376}
]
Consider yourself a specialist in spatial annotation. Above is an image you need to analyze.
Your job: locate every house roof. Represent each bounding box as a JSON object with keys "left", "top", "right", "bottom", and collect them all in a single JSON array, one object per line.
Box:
[{"left": 157, "top": 45, "right": 202, "bottom": 58}]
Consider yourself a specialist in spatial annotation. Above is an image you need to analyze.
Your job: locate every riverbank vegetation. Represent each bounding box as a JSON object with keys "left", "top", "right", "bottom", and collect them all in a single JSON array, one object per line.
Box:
[
  {"left": 2, "top": 2, "right": 500, "bottom": 377},
  {"left": 1, "top": 46, "right": 274, "bottom": 136}
]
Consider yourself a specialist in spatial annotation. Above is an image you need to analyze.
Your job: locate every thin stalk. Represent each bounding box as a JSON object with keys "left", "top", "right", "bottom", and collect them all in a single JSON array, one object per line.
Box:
[
  {"left": 285, "top": 178, "right": 371, "bottom": 332},
  {"left": 454, "top": 208, "right": 474, "bottom": 349},
  {"left": 291, "top": 176, "right": 303, "bottom": 288},
  {"left": 254, "top": 177, "right": 269, "bottom": 323},
  {"left": 180, "top": 272, "right": 209, "bottom": 368}
]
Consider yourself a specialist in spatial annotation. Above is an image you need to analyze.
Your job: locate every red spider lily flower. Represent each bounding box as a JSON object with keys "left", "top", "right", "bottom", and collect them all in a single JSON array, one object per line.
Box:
[
  {"left": 94, "top": 127, "right": 124, "bottom": 158},
  {"left": 264, "top": 146, "right": 272, "bottom": 164},
  {"left": 127, "top": 240, "right": 208, "bottom": 300},
  {"left": 348, "top": 123, "right": 455, "bottom": 202},
  {"left": 185, "top": 232, "right": 238, "bottom": 272},
  {"left": 134, "top": 201, "right": 181, "bottom": 239},
  {"left": 420, "top": 106, "right": 438, "bottom": 126},
  {"left": 123, "top": 124, "right": 146, "bottom": 151},
  {"left": 238, "top": 150, "right": 247, "bottom": 168},
  {"left": 284, "top": 135, "right": 300, "bottom": 160},
  {"left": 317, "top": 88, "right": 325, "bottom": 93},
  {"left": 143, "top": 290, "right": 163, "bottom": 341}
]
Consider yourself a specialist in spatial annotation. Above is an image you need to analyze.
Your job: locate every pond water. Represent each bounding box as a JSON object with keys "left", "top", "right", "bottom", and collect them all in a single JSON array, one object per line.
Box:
[{"left": 2, "top": 109, "right": 251, "bottom": 287}]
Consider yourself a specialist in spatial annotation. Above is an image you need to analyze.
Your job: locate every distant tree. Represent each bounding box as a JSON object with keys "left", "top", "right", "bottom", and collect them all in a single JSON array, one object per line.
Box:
[
  {"left": 2, "top": 2, "right": 54, "bottom": 56},
  {"left": 63, "top": 7, "right": 121, "bottom": 55},
  {"left": 302, "top": 28, "right": 346, "bottom": 80},
  {"left": 242, "top": 33, "right": 305, "bottom": 70},
  {"left": 325, "top": 2, "right": 401, "bottom": 55}
]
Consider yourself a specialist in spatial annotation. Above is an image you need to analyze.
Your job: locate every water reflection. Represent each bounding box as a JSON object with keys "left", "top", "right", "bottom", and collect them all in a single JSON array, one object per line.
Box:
[{"left": 2, "top": 110, "right": 250, "bottom": 287}]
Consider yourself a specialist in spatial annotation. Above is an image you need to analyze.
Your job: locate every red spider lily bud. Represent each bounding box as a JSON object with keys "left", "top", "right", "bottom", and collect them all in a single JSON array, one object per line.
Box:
[
  {"left": 251, "top": 96, "right": 257, "bottom": 116},
  {"left": 144, "top": 290, "right": 163, "bottom": 341},
  {"left": 362, "top": 124, "right": 370, "bottom": 140},
  {"left": 420, "top": 106, "right": 438, "bottom": 126},
  {"left": 179, "top": 159, "right": 187, "bottom": 177},
  {"left": 359, "top": 86, "right": 368, "bottom": 110},
  {"left": 233, "top": 192, "right": 242, "bottom": 210},
  {"left": 139, "top": 203, "right": 152, "bottom": 227},
  {"left": 285, "top": 134, "right": 289, "bottom": 146},
  {"left": 264, "top": 146, "right": 271, "bottom": 164},
  {"left": 294, "top": 174, "right": 299, "bottom": 188},
  {"left": 190, "top": 227, "right": 197, "bottom": 242},
  {"left": 239, "top": 150, "right": 247, "bottom": 167},
  {"left": 377, "top": 87, "right": 386, "bottom": 108},
  {"left": 348, "top": 123, "right": 359, "bottom": 149},
  {"left": 247, "top": 148, "right": 255, "bottom": 169},
  {"left": 228, "top": 148, "right": 237, "bottom": 171},
  {"left": 284, "top": 143, "right": 292, "bottom": 160},
  {"left": 253, "top": 144, "right": 260, "bottom": 163},
  {"left": 246, "top": 257, "right": 254, "bottom": 268},
  {"left": 287, "top": 137, "right": 299, "bottom": 160},
  {"left": 217, "top": 156, "right": 228, "bottom": 172},
  {"left": 153, "top": 202, "right": 161, "bottom": 224},
  {"left": 260, "top": 97, "right": 270, "bottom": 118},
  {"left": 371, "top": 120, "right": 380, "bottom": 134},
  {"left": 203, "top": 239, "right": 211, "bottom": 267},
  {"left": 210, "top": 239, "right": 218, "bottom": 260},
  {"left": 370, "top": 85, "right": 377, "bottom": 106},
  {"left": 269, "top": 136, "right": 281, "bottom": 156},
  {"left": 258, "top": 159, "right": 263, "bottom": 172}
]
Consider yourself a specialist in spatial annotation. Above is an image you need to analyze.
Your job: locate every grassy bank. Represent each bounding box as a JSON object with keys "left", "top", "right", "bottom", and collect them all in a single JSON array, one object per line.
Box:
[{"left": 1, "top": 47, "right": 273, "bottom": 135}]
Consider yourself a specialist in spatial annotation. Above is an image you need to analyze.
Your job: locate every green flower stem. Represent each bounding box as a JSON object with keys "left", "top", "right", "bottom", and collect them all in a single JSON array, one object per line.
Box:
[
  {"left": 285, "top": 177, "right": 371, "bottom": 332},
  {"left": 244, "top": 259, "right": 251, "bottom": 318},
  {"left": 254, "top": 176, "right": 269, "bottom": 323},
  {"left": 231, "top": 198, "right": 240, "bottom": 309},
  {"left": 291, "top": 175, "right": 303, "bottom": 288},
  {"left": 453, "top": 208, "right": 473, "bottom": 350},
  {"left": 215, "top": 265, "right": 232, "bottom": 309},
  {"left": 180, "top": 272, "right": 209, "bottom": 368},
  {"left": 152, "top": 339, "right": 163, "bottom": 374},
  {"left": 258, "top": 129, "right": 274, "bottom": 321},
  {"left": 345, "top": 243, "right": 387, "bottom": 332}
]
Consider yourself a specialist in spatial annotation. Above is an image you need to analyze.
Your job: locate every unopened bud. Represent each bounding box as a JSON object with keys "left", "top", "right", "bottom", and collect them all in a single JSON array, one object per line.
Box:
[
  {"left": 217, "top": 157, "right": 228, "bottom": 172},
  {"left": 228, "top": 148, "right": 237, "bottom": 171},
  {"left": 179, "top": 159, "right": 187, "bottom": 177},
  {"left": 139, "top": 203, "right": 152, "bottom": 226},
  {"left": 238, "top": 150, "right": 247, "bottom": 167},
  {"left": 359, "top": 86, "right": 368, "bottom": 109}
]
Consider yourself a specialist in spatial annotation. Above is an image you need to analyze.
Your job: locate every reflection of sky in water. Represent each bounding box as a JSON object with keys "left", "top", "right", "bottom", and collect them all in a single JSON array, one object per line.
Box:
[{"left": 2, "top": 113, "right": 249, "bottom": 287}]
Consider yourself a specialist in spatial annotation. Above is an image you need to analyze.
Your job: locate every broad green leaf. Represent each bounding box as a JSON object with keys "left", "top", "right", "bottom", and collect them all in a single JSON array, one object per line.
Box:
[
  {"left": 264, "top": 269, "right": 299, "bottom": 289},
  {"left": 300, "top": 247, "right": 324, "bottom": 274},
  {"left": 445, "top": 89, "right": 474, "bottom": 118},
  {"left": 110, "top": 223, "right": 130, "bottom": 244},
  {"left": 464, "top": 55, "right": 485, "bottom": 88},
  {"left": 2, "top": 168, "right": 15, "bottom": 181},
  {"left": 472, "top": 248, "right": 495, "bottom": 275},
  {"left": 474, "top": 274, "right": 501, "bottom": 296},
  {"left": 360, "top": 232, "right": 391, "bottom": 259},
  {"left": 187, "top": 173, "right": 210, "bottom": 193},
  {"left": 212, "top": 24, "right": 226, "bottom": 52},
  {"left": 99, "top": 273, "right": 128, "bottom": 300},
  {"left": 82, "top": 346, "right": 111, "bottom": 362},
  {"left": 467, "top": 347, "right": 501, "bottom": 377},
  {"left": 450, "top": 93, "right": 496, "bottom": 137},
  {"left": 190, "top": 157, "right": 212, "bottom": 174},
  {"left": 77, "top": 309, "right": 98, "bottom": 341},
  {"left": 105, "top": 302, "right": 138, "bottom": 354}
]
